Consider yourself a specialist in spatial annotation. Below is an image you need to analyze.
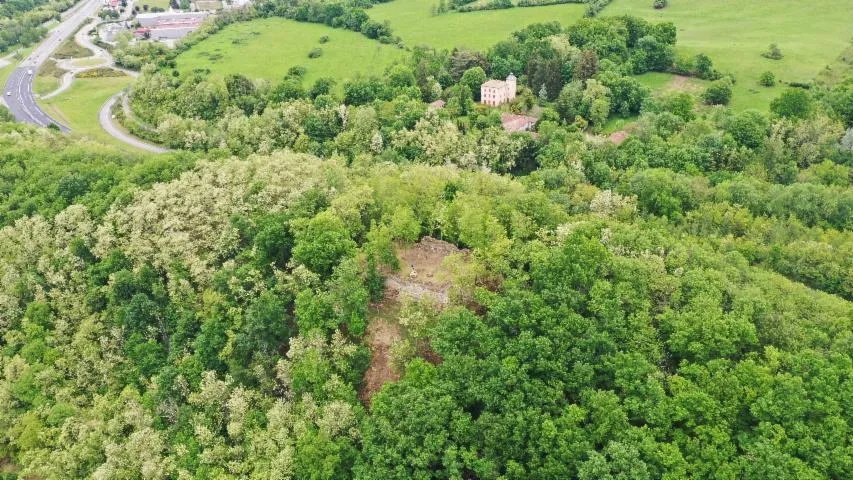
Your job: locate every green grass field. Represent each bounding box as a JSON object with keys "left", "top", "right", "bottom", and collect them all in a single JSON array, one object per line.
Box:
[
  {"left": 635, "top": 71, "right": 708, "bottom": 93},
  {"left": 72, "top": 57, "right": 107, "bottom": 68},
  {"left": 33, "top": 75, "right": 62, "bottom": 95},
  {"left": 369, "top": 0, "right": 587, "bottom": 51},
  {"left": 174, "top": 18, "right": 407, "bottom": 86},
  {"left": 605, "top": 0, "right": 853, "bottom": 110},
  {"left": 33, "top": 58, "right": 66, "bottom": 96},
  {"left": 39, "top": 75, "right": 136, "bottom": 150},
  {"left": 54, "top": 38, "right": 94, "bottom": 59},
  {"left": 139, "top": 0, "right": 172, "bottom": 11}
]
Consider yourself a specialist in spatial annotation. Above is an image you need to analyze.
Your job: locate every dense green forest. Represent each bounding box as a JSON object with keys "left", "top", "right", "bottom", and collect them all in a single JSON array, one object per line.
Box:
[
  {"left": 3, "top": 12, "right": 853, "bottom": 480},
  {"left": 0, "top": 0, "right": 77, "bottom": 52}
]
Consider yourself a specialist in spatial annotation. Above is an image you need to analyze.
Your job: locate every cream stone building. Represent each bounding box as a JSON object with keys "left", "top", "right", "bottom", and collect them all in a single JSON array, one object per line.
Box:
[{"left": 480, "top": 73, "right": 517, "bottom": 106}]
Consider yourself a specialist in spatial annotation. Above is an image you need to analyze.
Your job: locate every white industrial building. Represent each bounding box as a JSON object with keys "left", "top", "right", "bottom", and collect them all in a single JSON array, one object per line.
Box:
[{"left": 136, "top": 11, "right": 209, "bottom": 27}]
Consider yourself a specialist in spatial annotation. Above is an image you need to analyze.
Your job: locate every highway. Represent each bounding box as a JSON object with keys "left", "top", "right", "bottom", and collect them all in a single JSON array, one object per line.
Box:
[{"left": 3, "top": 0, "right": 104, "bottom": 130}]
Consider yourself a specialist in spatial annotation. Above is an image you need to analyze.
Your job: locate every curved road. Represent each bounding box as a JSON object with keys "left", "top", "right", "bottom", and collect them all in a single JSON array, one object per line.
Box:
[
  {"left": 41, "top": 16, "right": 137, "bottom": 100},
  {"left": 5, "top": 0, "right": 167, "bottom": 153},
  {"left": 99, "top": 92, "right": 168, "bottom": 153},
  {"left": 3, "top": 0, "right": 105, "bottom": 130}
]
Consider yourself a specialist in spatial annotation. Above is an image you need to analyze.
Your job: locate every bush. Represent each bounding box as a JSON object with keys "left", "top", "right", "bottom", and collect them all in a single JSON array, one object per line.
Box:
[
  {"left": 287, "top": 65, "right": 307, "bottom": 79},
  {"left": 693, "top": 53, "right": 721, "bottom": 80},
  {"left": 702, "top": 78, "right": 733, "bottom": 105},
  {"left": 457, "top": 0, "right": 512, "bottom": 12},
  {"left": 308, "top": 48, "right": 323, "bottom": 59},
  {"left": 788, "top": 81, "right": 812, "bottom": 89},
  {"left": 762, "top": 43, "right": 783, "bottom": 60},
  {"left": 770, "top": 88, "right": 814, "bottom": 119},
  {"left": 726, "top": 109, "right": 770, "bottom": 149},
  {"left": 758, "top": 71, "right": 776, "bottom": 87},
  {"left": 653, "top": 0, "right": 667, "bottom": 8},
  {"left": 584, "top": 0, "right": 612, "bottom": 17},
  {"left": 319, "top": 35, "right": 329, "bottom": 44}
]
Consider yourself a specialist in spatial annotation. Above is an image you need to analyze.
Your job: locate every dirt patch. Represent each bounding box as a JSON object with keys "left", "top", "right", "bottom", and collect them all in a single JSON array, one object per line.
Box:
[
  {"left": 608, "top": 121, "right": 640, "bottom": 146},
  {"left": 360, "top": 237, "right": 466, "bottom": 405},
  {"left": 670, "top": 74, "right": 689, "bottom": 89},
  {"left": 665, "top": 74, "right": 705, "bottom": 93},
  {"left": 384, "top": 236, "right": 466, "bottom": 306},
  {"left": 609, "top": 130, "right": 630, "bottom": 145},
  {"left": 360, "top": 305, "right": 403, "bottom": 406}
]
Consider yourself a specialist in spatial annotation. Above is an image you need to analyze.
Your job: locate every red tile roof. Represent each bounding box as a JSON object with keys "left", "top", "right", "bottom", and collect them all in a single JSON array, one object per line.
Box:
[{"left": 500, "top": 112, "right": 537, "bottom": 133}]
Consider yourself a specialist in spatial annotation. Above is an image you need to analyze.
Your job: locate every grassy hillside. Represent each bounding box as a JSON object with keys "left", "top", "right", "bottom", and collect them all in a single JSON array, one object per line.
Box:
[
  {"left": 369, "top": 0, "right": 587, "bottom": 51},
  {"left": 605, "top": 0, "right": 853, "bottom": 110},
  {"left": 174, "top": 18, "right": 407, "bottom": 85}
]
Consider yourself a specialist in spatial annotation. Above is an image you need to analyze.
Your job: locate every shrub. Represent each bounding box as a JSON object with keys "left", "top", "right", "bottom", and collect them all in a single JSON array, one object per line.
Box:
[
  {"left": 653, "top": 0, "right": 667, "bottom": 8},
  {"left": 758, "top": 71, "right": 776, "bottom": 87},
  {"left": 693, "top": 53, "right": 720, "bottom": 80},
  {"left": 308, "top": 48, "right": 323, "bottom": 59},
  {"left": 584, "top": 0, "right": 611, "bottom": 17},
  {"left": 319, "top": 35, "right": 329, "bottom": 44},
  {"left": 726, "top": 109, "right": 770, "bottom": 149},
  {"left": 287, "top": 65, "right": 307, "bottom": 79},
  {"left": 788, "top": 81, "right": 812, "bottom": 89},
  {"left": 702, "top": 78, "right": 733, "bottom": 105},
  {"left": 770, "top": 88, "right": 814, "bottom": 119},
  {"left": 762, "top": 43, "right": 783, "bottom": 60}
]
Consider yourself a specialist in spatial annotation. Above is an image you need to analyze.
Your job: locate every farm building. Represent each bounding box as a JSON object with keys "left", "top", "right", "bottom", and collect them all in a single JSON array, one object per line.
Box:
[{"left": 480, "top": 73, "right": 516, "bottom": 107}]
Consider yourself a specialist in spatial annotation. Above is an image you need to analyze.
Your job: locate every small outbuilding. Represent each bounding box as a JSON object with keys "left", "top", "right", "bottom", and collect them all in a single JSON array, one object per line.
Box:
[{"left": 500, "top": 112, "right": 537, "bottom": 133}]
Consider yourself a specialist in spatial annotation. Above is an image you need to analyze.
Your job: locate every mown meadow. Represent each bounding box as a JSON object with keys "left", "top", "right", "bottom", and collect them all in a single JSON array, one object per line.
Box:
[
  {"left": 368, "top": 0, "right": 587, "bottom": 50},
  {"left": 173, "top": 18, "right": 407, "bottom": 86},
  {"left": 38, "top": 74, "right": 135, "bottom": 149},
  {"left": 606, "top": 0, "right": 853, "bottom": 109}
]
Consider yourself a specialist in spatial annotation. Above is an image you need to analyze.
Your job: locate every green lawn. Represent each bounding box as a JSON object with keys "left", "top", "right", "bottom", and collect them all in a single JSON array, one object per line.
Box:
[
  {"left": 635, "top": 71, "right": 708, "bottom": 93},
  {"left": 605, "top": 0, "right": 853, "bottom": 110},
  {"left": 73, "top": 57, "right": 107, "bottom": 68},
  {"left": 369, "top": 0, "right": 587, "bottom": 51},
  {"left": 38, "top": 75, "right": 137, "bottom": 151},
  {"left": 174, "top": 18, "right": 407, "bottom": 86},
  {"left": 33, "top": 58, "right": 66, "bottom": 95},
  {"left": 33, "top": 75, "right": 62, "bottom": 95},
  {"left": 139, "top": 0, "right": 172, "bottom": 10}
]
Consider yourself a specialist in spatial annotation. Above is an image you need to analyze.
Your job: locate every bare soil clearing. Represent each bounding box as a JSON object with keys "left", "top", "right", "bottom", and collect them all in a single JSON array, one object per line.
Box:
[
  {"left": 360, "top": 307, "right": 403, "bottom": 405},
  {"left": 360, "top": 237, "right": 466, "bottom": 404}
]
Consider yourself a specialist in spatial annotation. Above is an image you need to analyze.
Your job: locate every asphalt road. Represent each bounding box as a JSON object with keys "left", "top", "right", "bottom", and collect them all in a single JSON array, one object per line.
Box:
[
  {"left": 3, "top": 0, "right": 103, "bottom": 130},
  {"left": 99, "top": 92, "right": 169, "bottom": 153}
]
